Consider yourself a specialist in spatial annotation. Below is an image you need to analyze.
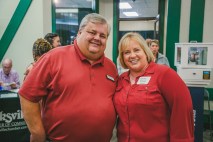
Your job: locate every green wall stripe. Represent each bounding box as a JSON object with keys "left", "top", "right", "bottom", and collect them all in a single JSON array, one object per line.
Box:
[
  {"left": 0, "top": 0, "right": 32, "bottom": 61},
  {"left": 166, "top": 0, "right": 181, "bottom": 70},
  {"left": 189, "top": 0, "right": 205, "bottom": 42},
  {"left": 113, "top": 0, "right": 118, "bottom": 64},
  {"left": 52, "top": 1, "right": 56, "bottom": 32},
  {"left": 95, "top": 0, "right": 99, "bottom": 13},
  {"left": 159, "top": 0, "right": 166, "bottom": 54},
  {"left": 206, "top": 88, "right": 213, "bottom": 100}
]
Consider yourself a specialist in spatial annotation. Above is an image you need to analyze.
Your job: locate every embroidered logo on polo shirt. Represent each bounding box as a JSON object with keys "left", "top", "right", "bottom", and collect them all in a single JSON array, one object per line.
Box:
[{"left": 106, "top": 75, "right": 115, "bottom": 82}]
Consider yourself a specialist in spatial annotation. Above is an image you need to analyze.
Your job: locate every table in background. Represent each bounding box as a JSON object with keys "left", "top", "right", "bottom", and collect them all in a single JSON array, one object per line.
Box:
[{"left": 0, "top": 90, "right": 30, "bottom": 142}]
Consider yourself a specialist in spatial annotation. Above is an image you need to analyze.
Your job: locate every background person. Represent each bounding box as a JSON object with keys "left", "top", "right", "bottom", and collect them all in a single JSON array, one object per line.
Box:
[
  {"left": 145, "top": 38, "right": 152, "bottom": 46},
  {"left": 116, "top": 57, "right": 128, "bottom": 75},
  {"left": 44, "top": 33, "right": 61, "bottom": 48},
  {"left": 149, "top": 39, "right": 170, "bottom": 66},
  {"left": 0, "top": 58, "right": 20, "bottom": 90},
  {"left": 19, "top": 13, "right": 118, "bottom": 142},
  {"left": 24, "top": 38, "right": 54, "bottom": 80},
  {"left": 114, "top": 32, "right": 194, "bottom": 142}
]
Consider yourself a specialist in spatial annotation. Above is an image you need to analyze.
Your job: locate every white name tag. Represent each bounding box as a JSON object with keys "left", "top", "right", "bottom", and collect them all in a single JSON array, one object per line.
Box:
[
  {"left": 137, "top": 76, "right": 151, "bottom": 84},
  {"left": 106, "top": 75, "right": 115, "bottom": 82}
]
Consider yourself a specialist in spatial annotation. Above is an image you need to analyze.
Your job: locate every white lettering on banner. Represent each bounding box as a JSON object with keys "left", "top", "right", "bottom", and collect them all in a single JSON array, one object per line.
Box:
[
  {"left": 0, "top": 110, "right": 27, "bottom": 133},
  {"left": 11, "top": 121, "right": 26, "bottom": 126},
  {"left": 0, "top": 124, "right": 27, "bottom": 132},
  {"left": 0, "top": 110, "right": 23, "bottom": 123},
  {"left": 0, "top": 120, "right": 27, "bottom": 132},
  {"left": 193, "top": 109, "right": 196, "bottom": 126}
]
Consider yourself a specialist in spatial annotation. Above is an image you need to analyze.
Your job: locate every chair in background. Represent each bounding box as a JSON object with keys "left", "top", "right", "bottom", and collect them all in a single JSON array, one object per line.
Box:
[{"left": 203, "top": 89, "right": 213, "bottom": 140}]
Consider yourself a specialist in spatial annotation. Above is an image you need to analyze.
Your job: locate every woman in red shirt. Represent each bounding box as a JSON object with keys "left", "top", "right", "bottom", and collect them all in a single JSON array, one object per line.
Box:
[{"left": 114, "top": 32, "right": 194, "bottom": 142}]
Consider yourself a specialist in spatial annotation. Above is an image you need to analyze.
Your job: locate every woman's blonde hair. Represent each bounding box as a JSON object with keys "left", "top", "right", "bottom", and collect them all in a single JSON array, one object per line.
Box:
[
  {"left": 118, "top": 32, "right": 154, "bottom": 69},
  {"left": 33, "top": 38, "right": 53, "bottom": 62}
]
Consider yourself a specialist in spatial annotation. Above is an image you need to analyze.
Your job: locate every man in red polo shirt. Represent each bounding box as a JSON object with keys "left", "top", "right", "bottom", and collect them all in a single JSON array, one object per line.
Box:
[{"left": 19, "top": 13, "right": 118, "bottom": 142}]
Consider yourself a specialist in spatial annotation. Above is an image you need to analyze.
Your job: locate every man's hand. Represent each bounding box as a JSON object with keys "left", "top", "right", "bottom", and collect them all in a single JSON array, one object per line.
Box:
[
  {"left": 10, "top": 82, "right": 17, "bottom": 89},
  {"left": 0, "top": 81, "right": 3, "bottom": 86}
]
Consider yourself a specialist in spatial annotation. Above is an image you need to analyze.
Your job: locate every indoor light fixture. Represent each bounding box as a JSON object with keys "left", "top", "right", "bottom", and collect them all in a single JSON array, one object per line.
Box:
[
  {"left": 53, "top": 0, "right": 58, "bottom": 4},
  {"left": 123, "top": 12, "right": 138, "bottom": 17},
  {"left": 119, "top": 2, "right": 132, "bottom": 9}
]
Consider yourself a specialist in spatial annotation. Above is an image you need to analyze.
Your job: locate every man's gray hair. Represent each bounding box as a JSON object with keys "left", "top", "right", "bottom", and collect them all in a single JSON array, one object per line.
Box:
[
  {"left": 79, "top": 13, "right": 111, "bottom": 36},
  {"left": 2, "top": 58, "right": 12, "bottom": 66}
]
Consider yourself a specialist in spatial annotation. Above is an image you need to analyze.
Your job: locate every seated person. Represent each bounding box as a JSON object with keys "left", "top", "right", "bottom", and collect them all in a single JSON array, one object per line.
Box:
[
  {"left": 0, "top": 58, "right": 20, "bottom": 90},
  {"left": 149, "top": 39, "right": 170, "bottom": 67}
]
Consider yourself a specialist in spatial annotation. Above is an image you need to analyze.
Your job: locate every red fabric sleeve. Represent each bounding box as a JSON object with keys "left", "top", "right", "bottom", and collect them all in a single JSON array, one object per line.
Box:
[
  {"left": 19, "top": 54, "right": 52, "bottom": 102},
  {"left": 158, "top": 68, "right": 194, "bottom": 142}
]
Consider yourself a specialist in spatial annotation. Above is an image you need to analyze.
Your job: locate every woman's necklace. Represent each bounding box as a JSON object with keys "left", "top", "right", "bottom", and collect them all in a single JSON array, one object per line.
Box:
[
  {"left": 129, "top": 74, "right": 136, "bottom": 85},
  {"left": 129, "top": 63, "right": 149, "bottom": 85}
]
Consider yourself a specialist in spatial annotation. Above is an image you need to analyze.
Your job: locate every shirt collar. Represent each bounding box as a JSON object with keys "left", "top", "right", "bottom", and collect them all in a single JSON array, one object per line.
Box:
[
  {"left": 120, "top": 62, "right": 156, "bottom": 81},
  {"left": 73, "top": 40, "right": 105, "bottom": 66},
  {"left": 0, "top": 69, "right": 11, "bottom": 77}
]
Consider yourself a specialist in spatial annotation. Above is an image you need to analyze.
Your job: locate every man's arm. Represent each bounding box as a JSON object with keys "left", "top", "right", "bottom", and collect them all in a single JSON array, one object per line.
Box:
[
  {"left": 19, "top": 95, "right": 46, "bottom": 142},
  {"left": 13, "top": 72, "right": 20, "bottom": 89}
]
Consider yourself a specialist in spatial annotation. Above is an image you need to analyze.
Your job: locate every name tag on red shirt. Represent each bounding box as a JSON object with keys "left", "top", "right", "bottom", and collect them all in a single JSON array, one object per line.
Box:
[{"left": 137, "top": 76, "right": 151, "bottom": 84}]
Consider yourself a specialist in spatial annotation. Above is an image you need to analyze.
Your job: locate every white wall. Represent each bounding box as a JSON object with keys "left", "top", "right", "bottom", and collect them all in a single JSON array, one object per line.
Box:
[
  {"left": 43, "top": 0, "right": 52, "bottom": 36},
  {"left": 0, "top": 0, "right": 19, "bottom": 38},
  {"left": 2, "top": 0, "right": 52, "bottom": 84},
  {"left": 119, "top": 20, "right": 155, "bottom": 31},
  {"left": 179, "top": 0, "right": 191, "bottom": 42},
  {"left": 99, "top": 0, "right": 114, "bottom": 60},
  {"left": 203, "top": 0, "right": 213, "bottom": 42}
]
